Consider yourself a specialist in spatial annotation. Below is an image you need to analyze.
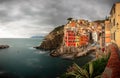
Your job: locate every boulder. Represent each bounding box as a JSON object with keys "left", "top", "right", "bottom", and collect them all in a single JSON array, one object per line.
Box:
[{"left": 0, "top": 45, "right": 9, "bottom": 49}]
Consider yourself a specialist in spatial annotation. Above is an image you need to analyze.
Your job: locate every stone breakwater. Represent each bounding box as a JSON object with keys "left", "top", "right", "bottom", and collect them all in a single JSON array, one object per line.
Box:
[{"left": 50, "top": 46, "right": 95, "bottom": 59}]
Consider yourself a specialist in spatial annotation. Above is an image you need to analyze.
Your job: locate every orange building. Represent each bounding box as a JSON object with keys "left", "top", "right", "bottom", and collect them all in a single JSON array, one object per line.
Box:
[
  {"left": 69, "top": 21, "right": 76, "bottom": 27},
  {"left": 64, "top": 19, "right": 90, "bottom": 47},
  {"left": 105, "top": 20, "right": 111, "bottom": 45},
  {"left": 79, "top": 35, "right": 89, "bottom": 46}
]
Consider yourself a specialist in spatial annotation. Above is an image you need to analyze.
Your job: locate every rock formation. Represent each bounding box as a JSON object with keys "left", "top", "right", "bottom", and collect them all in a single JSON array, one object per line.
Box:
[
  {"left": 35, "top": 25, "right": 64, "bottom": 50},
  {"left": 0, "top": 45, "right": 9, "bottom": 49},
  {"left": 50, "top": 45, "right": 95, "bottom": 59}
]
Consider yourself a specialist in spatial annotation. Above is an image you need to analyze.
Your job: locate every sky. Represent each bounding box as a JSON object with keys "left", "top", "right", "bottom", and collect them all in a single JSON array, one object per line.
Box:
[{"left": 0, "top": 0, "right": 119, "bottom": 38}]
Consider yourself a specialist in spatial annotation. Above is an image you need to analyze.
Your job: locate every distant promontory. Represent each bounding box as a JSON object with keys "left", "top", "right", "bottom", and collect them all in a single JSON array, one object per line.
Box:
[{"left": 31, "top": 36, "right": 44, "bottom": 38}]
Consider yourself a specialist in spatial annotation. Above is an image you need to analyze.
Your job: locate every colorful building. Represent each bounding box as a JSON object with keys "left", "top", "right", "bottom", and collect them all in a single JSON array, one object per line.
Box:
[
  {"left": 64, "top": 30, "right": 76, "bottom": 46},
  {"left": 110, "top": 2, "right": 120, "bottom": 47},
  {"left": 64, "top": 20, "right": 76, "bottom": 47},
  {"left": 105, "top": 20, "right": 111, "bottom": 45},
  {"left": 79, "top": 35, "right": 89, "bottom": 46},
  {"left": 64, "top": 19, "right": 90, "bottom": 47},
  {"left": 75, "top": 36, "right": 80, "bottom": 47}
]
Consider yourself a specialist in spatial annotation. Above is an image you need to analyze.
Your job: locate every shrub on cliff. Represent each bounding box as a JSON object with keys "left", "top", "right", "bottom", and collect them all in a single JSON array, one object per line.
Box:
[{"left": 60, "top": 53, "right": 110, "bottom": 78}]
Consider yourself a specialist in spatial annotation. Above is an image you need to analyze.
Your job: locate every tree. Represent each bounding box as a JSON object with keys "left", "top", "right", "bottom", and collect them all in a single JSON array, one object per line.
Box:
[{"left": 67, "top": 17, "right": 73, "bottom": 21}]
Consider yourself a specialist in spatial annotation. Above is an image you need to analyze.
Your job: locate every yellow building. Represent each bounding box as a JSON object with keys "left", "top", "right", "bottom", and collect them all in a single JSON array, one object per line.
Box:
[
  {"left": 110, "top": 2, "right": 120, "bottom": 46},
  {"left": 75, "top": 36, "right": 80, "bottom": 47}
]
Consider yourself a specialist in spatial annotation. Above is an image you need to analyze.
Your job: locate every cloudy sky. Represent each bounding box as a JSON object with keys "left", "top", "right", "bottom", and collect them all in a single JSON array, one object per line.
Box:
[{"left": 0, "top": 0, "right": 119, "bottom": 38}]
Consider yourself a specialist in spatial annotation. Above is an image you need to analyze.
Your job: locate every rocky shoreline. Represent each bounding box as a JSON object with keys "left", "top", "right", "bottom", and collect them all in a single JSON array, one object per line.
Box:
[
  {"left": 0, "top": 45, "right": 9, "bottom": 49},
  {"left": 35, "top": 43, "right": 96, "bottom": 59},
  {"left": 50, "top": 45, "right": 96, "bottom": 59}
]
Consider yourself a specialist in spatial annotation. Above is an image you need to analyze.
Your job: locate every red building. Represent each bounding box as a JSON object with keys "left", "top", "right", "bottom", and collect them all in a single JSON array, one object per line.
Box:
[
  {"left": 64, "top": 30, "right": 76, "bottom": 47},
  {"left": 64, "top": 20, "right": 90, "bottom": 47}
]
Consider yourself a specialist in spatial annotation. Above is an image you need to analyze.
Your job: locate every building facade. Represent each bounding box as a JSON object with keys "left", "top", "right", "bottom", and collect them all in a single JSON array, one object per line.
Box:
[
  {"left": 64, "top": 19, "right": 89, "bottom": 47},
  {"left": 110, "top": 2, "right": 120, "bottom": 47},
  {"left": 64, "top": 20, "right": 76, "bottom": 47},
  {"left": 105, "top": 20, "right": 111, "bottom": 45}
]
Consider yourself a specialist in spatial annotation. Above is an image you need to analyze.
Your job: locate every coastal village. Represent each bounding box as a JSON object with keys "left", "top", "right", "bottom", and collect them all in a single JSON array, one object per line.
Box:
[
  {"left": 60, "top": 2, "right": 120, "bottom": 78},
  {"left": 39, "top": 2, "right": 120, "bottom": 59},
  {"left": 63, "top": 2, "right": 120, "bottom": 55},
  {"left": 0, "top": 1, "right": 120, "bottom": 78},
  {"left": 63, "top": 19, "right": 104, "bottom": 48},
  {"left": 35, "top": 2, "right": 120, "bottom": 78}
]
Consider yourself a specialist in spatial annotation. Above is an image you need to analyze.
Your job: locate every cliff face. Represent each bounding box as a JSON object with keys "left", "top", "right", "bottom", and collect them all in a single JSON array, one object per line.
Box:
[{"left": 35, "top": 25, "right": 64, "bottom": 50}]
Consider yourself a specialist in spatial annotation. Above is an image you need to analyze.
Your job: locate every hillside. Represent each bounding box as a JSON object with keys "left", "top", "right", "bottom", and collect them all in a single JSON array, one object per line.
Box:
[{"left": 35, "top": 25, "right": 64, "bottom": 50}]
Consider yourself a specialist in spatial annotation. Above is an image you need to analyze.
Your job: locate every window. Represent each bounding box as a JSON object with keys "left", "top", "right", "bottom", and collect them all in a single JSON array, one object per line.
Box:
[
  {"left": 111, "top": 33, "right": 114, "bottom": 40},
  {"left": 113, "top": 19, "right": 115, "bottom": 26},
  {"left": 112, "top": 7, "right": 115, "bottom": 15},
  {"left": 110, "top": 19, "right": 113, "bottom": 28},
  {"left": 113, "top": 32, "right": 115, "bottom": 41},
  {"left": 114, "top": 32, "right": 115, "bottom": 40}
]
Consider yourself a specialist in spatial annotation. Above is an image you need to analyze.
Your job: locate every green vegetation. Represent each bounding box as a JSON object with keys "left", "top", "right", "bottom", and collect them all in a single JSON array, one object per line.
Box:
[
  {"left": 60, "top": 53, "right": 110, "bottom": 78},
  {"left": 93, "top": 20, "right": 105, "bottom": 23},
  {"left": 67, "top": 17, "right": 73, "bottom": 21}
]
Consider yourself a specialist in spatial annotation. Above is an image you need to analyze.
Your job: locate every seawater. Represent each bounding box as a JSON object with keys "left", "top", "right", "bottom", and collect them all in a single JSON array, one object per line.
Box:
[{"left": 0, "top": 38, "right": 93, "bottom": 78}]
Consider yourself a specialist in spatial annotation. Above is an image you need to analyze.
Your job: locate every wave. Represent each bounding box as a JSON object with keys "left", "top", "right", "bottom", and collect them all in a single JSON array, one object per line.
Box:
[
  {"left": 28, "top": 47, "right": 36, "bottom": 50},
  {"left": 34, "top": 51, "right": 47, "bottom": 54}
]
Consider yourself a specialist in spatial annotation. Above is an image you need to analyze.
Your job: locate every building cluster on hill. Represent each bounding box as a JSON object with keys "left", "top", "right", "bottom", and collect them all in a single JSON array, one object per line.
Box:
[
  {"left": 63, "top": 19, "right": 104, "bottom": 48},
  {"left": 63, "top": 2, "right": 120, "bottom": 49}
]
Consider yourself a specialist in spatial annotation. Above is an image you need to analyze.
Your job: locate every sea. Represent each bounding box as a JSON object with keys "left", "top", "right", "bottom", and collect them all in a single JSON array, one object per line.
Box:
[{"left": 0, "top": 38, "right": 93, "bottom": 78}]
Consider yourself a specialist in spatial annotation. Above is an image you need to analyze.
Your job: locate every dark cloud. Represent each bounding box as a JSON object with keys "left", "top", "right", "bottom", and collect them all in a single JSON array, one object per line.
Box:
[
  {"left": 0, "top": 0, "right": 119, "bottom": 38},
  {"left": 0, "top": 0, "right": 11, "bottom": 3},
  {"left": 0, "top": 0, "right": 16, "bottom": 4}
]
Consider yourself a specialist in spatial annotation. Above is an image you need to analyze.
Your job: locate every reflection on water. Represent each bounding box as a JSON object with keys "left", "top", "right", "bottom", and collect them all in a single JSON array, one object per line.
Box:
[{"left": 0, "top": 38, "right": 93, "bottom": 78}]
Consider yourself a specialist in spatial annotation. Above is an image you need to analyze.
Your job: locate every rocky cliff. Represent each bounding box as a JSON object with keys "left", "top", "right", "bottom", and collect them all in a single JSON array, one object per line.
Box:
[{"left": 35, "top": 25, "right": 64, "bottom": 50}]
